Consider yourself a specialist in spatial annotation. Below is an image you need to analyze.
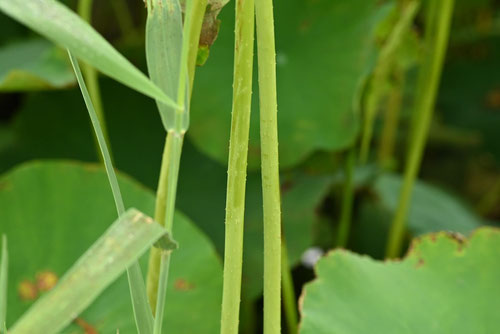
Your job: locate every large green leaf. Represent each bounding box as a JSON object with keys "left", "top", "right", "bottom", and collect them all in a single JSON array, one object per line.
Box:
[
  {"left": 0, "top": 0, "right": 177, "bottom": 108},
  {"left": 0, "top": 39, "right": 75, "bottom": 91},
  {"left": 10, "top": 208, "right": 166, "bottom": 334},
  {"left": 0, "top": 161, "right": 222, "bottom": 333},
  {"left": 300, "top": 227, "right": 500, "bottom": 334},
  {"left": 189, "top": 0, "right": 390, "bottom": 169}
]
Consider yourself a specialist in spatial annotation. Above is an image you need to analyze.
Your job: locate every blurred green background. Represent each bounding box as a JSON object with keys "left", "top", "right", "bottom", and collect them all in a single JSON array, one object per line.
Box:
[{"left": 0, "top": 0, "right": 499, "bottom": 332}]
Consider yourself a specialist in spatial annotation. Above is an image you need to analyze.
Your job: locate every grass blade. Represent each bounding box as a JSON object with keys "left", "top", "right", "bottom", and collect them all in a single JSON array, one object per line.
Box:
[
  {"left": 0, "top": 235, "right": 7, "bottom": 333},
  {"left": 69, "top": 51, "right": 125, "bottom": 215},
  {"left": 10, "top": 209, "right": 166, "bottom": 334},
  {"left": 0, "top": 0, "right": 178, "bottom": 109},
  {"left": 145, "top": 0, "right": 184, "bottom": 132},
  {"left": 69, "top": 51, "right": 154, "bottom": 334}
]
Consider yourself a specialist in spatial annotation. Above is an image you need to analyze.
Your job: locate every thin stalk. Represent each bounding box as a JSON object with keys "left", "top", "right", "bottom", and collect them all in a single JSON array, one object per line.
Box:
[
  {"left": 377, "top": 69, "right": 404, "bottom": 168},
  {"left": 145, "top": 0, "right": 207, "bottom": 321},
  {"left": 255, "top": 0, "right": 282, "bottom": 331},
  {"left": 77, "top": 0, "right": 112, "bottom": 162},
  {"left": 109, "top": 0, "right": 136, "bottom": 38},
  {"left": 358, "top": 0, "right": 419, "bottom": 164},
  {"left": 69, "top": 52, "right": 154, "bottom": 334},
  {"left": 281, "top": 240, "right": 297, "bottom": 334},
  {"left": 151, "top": 132, "right": 183, "bottom": 328},
  {"left": 0, "top": 235, "right": 7, "bottom": 333},
  {"left": 408, "top": 0, "right": 439, "bottom": 146},
  {"left": 220, "top": 0, "right": 255, "bottom": 332},
  {"left": 385, "top": 0, "right": 455, "bottom": 258},
  {"left": 336, "top": 148, "right": 356, "bottom": 248}
]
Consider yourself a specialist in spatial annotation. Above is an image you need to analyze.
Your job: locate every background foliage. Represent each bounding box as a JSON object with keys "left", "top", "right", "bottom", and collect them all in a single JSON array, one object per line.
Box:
[{"left": 0, "top": 0, "right": 499, "bottom": 332}]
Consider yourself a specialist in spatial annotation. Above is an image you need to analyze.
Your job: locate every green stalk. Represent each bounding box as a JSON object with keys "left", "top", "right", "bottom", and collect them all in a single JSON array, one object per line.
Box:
[
  {"left": 69, "top": 51, "right": 154, "bottom": 334},
  {"left": 358, "top": 0, "right": 419, "bottom": 164},
  {"left": 151, "top": 132, "right": 183, "bottom": 333},
  {"left": 109, "top": 0, "right": 136, "bottom": 38},
  {"left": 0, "top": 235, "right": 7, "bottom": 333},
  {"left": 255, "top": 0, "right": 282, "bottom": 331},
  {"left": 336, "top": 148, "right": 356, "bottom": 248},
  {"left": 145, "top": 0, "right": 207, "bottom": 322},
  {"left": 220, "top": 0, "right": 255, "bottom": 332},
  {"left": 377, "top": 69, "right": 404, "bottom": 168},
  {"left": 385, "top": 0, "right": 455, "bottom": 258},
  {"left": 281, "top": 240, "right": 297, "bottom": 334},
  {"left": 77, "top": 0, "right": 112, "bottom": 162}
]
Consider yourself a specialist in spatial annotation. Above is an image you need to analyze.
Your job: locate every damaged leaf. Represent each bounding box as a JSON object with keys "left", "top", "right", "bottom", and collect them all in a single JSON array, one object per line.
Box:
[{"left": 299, "top": 227, "right": 500, "bottom": 334}]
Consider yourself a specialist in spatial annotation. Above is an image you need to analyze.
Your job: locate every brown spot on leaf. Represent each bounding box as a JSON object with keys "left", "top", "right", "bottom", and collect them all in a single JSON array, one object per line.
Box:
[
  {"left": 18, "top": 280, "right": 38, "bottom": 301},
  {"left": 174, "top": 278, "right": 195, "bottom": 291},
  {"left": 74, "top": 317, "right": 98, "bottom": 334},
  {"left": 36, "top": 270, "right": 59, "bottom": 291},
  {"left": 415, "top": 258, "right": 425, "bottom": 268}
]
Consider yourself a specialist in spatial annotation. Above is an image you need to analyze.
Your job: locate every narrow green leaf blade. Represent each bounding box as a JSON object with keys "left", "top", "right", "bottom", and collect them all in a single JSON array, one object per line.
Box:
[
  {"left": 145, "top": 0, "right": 184, "bottom": 131},
  {"left": 0, "top": 0, "right": 178, "bottom": 109},
  {"left": 10, "top": 209, "right": 166, "bottom": 334},
  {"left": 0, "top": 235, "right": 7, "bottom": 333},
  {"left": 68, "top": 51, "right": 154, "bottom": 334}
]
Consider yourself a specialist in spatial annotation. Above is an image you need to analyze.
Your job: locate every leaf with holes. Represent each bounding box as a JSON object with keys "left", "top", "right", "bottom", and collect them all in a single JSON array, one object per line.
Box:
[{"left": 299, "top": 227, "right": 500, "bottom": 333}]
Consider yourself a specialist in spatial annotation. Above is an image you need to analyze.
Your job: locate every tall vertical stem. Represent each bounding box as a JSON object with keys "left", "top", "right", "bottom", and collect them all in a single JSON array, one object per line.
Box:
[
  {"left": 255, "top": 0, "right": 282, "bottom": 331},
  {"left": 220, "top": 0, "right": 255, "bottom": 332},
  {"left": 378, "top": 69, "right": 404, "bottom": 168},
  {"left": 386, "top": 0, "right": 455, "bottom": 258},
  {"left": 145, "top": 0, "right": 207, "bottom": 319},
  {"left": 281, "top": 240, "right": 297, "bottom": 334},
  {"left": 336, "top": 148, "right": 356, "bottom": 248}
]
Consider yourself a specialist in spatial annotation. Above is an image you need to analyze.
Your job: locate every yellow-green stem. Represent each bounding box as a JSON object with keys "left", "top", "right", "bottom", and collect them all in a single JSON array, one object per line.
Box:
[
  {"left": 255, "top": 0, "right": 282, "bottom": 331},
  {"left": 220, "top": 0, "right": 255, "bottom": 333},
  {"left": 336, "top": 148, "right": 356, "bottom": 248},
  {"left": 281, "top": 240, "right": 297, "bottom": 334},
  {"left": 146, "top": 0, "right": 207, "bottom": 315},
  {"left": 77, "top": 0, "right": 112, "bottom": 162},
  {"left": 359, "top": 0, "right": 419, "bottom": 164},
  {"left": 377, "top": 69, "right": 404, "bottom": 168},
  {"left": 386, "top": 0, "right": 455, "bottom": 258}
]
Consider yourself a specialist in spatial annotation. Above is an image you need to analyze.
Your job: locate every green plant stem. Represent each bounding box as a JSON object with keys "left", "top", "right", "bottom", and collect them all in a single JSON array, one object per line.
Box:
[
  {"left": 336, "top": 148, "right": 355, "bottom": 248},
  {"left": 146, "top": 133, "right": 184, "bottom": 312},
  {"left": 220, "top": 0, "right": 255, "bottom": 332},
  {"left": 146, "top": 0, "right": 207, "bottom": 318},
  {"left": 377, "top": 69, "right": 404, "bottom": 168},
  {"left": 358, "top": 0, "right": 419, "bottom": 164},
  {"left": 281, "top": 240, "right": 297, "bottom": 334},
  {"left": 109, "top": 0, "right": 136, "bottom": 38},
  {"left": 255, "top": 0, "right": 282, "bottom": 331},
  {"left": 0, "top": 235, "right": 7, "bottom": 333},
  {"left": 77, "top": 0, "right": 112, "bottom": 163},
  {"left": 385, "top": 0, "right": 455, "bottom": 258}
]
